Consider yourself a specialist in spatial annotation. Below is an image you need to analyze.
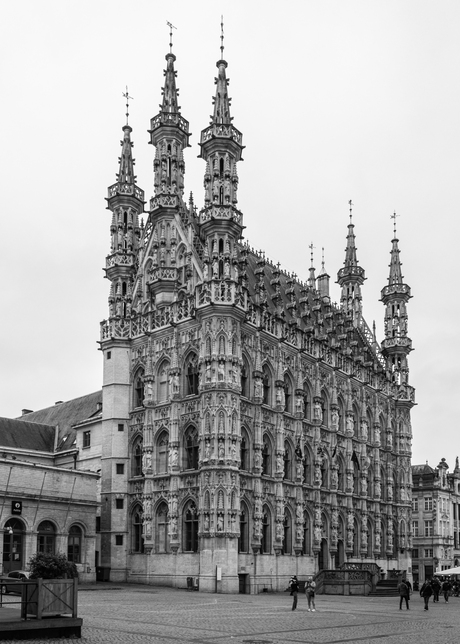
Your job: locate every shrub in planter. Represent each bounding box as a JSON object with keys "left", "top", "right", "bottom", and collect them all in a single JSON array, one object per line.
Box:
[{"left": 28, "top": 552, "right": 79, "bottom": 580}]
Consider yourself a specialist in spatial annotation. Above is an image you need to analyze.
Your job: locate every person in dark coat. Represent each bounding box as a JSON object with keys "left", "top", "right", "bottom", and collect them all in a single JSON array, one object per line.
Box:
[
  {"left": 420, "top": 580, "right": 432, "bottom": 610},
  {"left": 398, "top": 580, "right": 410, "bottom": 610},
  {"left": 441, "top": 579, "right": 452, "bottom": 602},
  {"left": 431, "top": 576, "right": 441, "bottom": 602},
  {"left": 289, "top": 575, "right": 299, "bottom": 611}
]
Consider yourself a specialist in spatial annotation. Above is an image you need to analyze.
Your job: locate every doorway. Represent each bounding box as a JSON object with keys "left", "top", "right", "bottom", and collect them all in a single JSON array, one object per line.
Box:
[
  {"left": 238, "top": 574, "right": 248, "bottom": 594},
  {"left": 2, "top": 519, "right": 25, "bottom": 573}
]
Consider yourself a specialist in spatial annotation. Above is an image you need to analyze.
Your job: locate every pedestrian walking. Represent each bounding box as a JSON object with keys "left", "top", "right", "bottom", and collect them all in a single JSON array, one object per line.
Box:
[
  {"left": 289, "top": 575, "right": 299, "bottom": 611},
  {"left": 398, "top": 579, "right": 410, "bottom": 610},
  {"left": 431, "top": 577, "right": 441, "bottom": 602},
  {"left": 441, "top": 579, "right": 452, "bottom": 602},
  {"left": 305, "top": 576, "right": 316, "bottom": 611},
  {"left": 420, "top": 579, "right": 432, "bottom": 611}
]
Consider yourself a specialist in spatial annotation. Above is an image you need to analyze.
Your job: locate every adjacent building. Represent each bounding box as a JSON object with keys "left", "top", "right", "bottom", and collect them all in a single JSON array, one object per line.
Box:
[{"left": 411, "top": 458, "right": 460, "bottom": 584}]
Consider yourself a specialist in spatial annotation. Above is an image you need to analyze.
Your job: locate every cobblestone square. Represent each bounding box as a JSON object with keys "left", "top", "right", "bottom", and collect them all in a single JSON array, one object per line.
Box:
[{"left": 1, "top": 585, "right": 459, "bottom": 644}]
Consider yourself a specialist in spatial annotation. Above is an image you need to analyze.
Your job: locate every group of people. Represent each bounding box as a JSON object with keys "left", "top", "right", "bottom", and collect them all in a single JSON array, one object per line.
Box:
[
  {"left": 419, "top": 577, "right": 454, "bottom": 610},
  {"left": 289, "top": 575, "right": 316, "bottom": 611}
]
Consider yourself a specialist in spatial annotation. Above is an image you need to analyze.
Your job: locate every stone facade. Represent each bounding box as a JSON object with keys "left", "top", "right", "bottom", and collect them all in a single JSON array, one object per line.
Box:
[
  {"left": 411, "top": 458, "right": 460, "bottom": 584},
  {"left": 97, "top": 37, "right": 416, "bottom": 593}
]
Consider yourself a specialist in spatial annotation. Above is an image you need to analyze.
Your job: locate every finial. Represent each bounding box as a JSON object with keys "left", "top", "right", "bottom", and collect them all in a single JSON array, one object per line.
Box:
[
  {"left": 166, "top": 21, "right": 177, "bottom": 54},
  {"left": 220, "top": 15, "right": 224, "bottom": 59},
  {"left": 390, "top": 210, "right": 399, "bottom": 238},
  {"left": 348, "top": 199, "right": 353, "bottom": 223},
  {"left": 321, "top": 247, "right": 325, "bottom": 271},
  {"left": 122, "top": 86, "right": 133, "bottom": 126},
  {"left": 309, "top": 242, "right": 315, "bottom": 267}
]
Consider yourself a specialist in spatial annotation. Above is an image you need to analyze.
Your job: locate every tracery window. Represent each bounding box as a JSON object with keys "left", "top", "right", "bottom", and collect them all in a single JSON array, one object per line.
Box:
[
  {"left": 183, "top": 503, "right": 199, "bottom": 552},
  {"left": 184, "top": 426, "right": 199, "bottom": 470},
  {"left": 132, "top": 507, "right": 144, "bottom": 553},
  {"left": 185, "top": 354, "right": 199, "bottom": 396},
  {"left": 261, "top": 508, "right": 271, "bottom": 554},
  {"left": 134, "top": 370, "right": 145, "bottom": 408},
  {"left": 156, "top": 502, "right": 170, "bottom": 553}
]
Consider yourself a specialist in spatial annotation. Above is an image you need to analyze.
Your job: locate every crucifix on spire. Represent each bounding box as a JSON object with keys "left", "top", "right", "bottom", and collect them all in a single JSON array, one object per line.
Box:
[
  {"left": 166, "top": 20, "right": 177, "bottom": 54},
  {"left": 391, "top": 210, "right": 399, "bottom": 237},
  {"left": 122, "top": 86, "right": 133, "bottom": 125},
  {"left": 220, "top": 15, "right": 225, "bottom": 59}
]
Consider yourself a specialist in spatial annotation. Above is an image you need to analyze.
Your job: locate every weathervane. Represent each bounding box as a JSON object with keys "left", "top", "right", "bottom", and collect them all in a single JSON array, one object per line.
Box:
[
  {"left": 122, "top": 86, "right": 133, "bottom": 125},
  {"left": 390, "top": 210, "right": 399, "bottom": 237},
  {"left": 166, "top": 21, "right": 177, "bottom": 54}
]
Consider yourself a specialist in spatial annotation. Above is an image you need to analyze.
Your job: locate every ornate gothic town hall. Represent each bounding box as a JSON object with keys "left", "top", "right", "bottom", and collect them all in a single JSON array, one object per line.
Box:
[{"left": 1, "top": 33, "right": 415, "bottom": 594}]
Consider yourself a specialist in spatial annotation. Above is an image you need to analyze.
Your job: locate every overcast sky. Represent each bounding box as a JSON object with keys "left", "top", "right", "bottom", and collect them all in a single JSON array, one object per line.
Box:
[{"left": 1, "top": 0, "right": 458, "bottom": 466}]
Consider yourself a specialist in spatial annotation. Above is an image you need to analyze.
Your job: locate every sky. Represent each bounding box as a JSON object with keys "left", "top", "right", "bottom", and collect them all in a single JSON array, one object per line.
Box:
[{"left": 0, "top": 0, "right": 459, "bottom": 466}]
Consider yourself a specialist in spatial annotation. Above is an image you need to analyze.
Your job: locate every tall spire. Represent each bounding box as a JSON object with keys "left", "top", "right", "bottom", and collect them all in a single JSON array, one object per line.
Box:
[
  {"left": 380, "top": 213, "right": 414, "bottom": 399},
  {"left": 117, "top": 88, "right": 136, "bottom": 186},
  {"left": 308, "top": 243, "right": 316, "bottom": 288},
  {"left": 337, "top": 200, "right": 365, "bottom": 321},
  {"left": 213, "top": 17, "right": 232, "bottom": 125}
]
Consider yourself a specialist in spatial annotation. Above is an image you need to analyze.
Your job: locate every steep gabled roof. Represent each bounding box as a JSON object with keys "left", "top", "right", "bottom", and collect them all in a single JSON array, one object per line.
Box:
[{"left": 15, "top": 391, "right": 102, "bottom": 452}]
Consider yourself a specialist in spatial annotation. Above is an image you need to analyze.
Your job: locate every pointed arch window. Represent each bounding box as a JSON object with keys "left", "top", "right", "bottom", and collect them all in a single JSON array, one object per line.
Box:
[
  {"left": 132, "top": 439, "right": 143, "bottom": 477},
  {"left": 238, "top": 504, "right": 249, "bottom": 553},
  {"left": 282, "top": 509, "right": 292, "bottom": 555},
  {"left": 183, "top": 503, "right": 199, "bottom": 552},
  {"left": 134, "top": 370, "right": 145, "bottom": 408},
  {"left": 184, "top": 426, "right": 199, "bottom": 470},
  {"left": 262, "top": 366, "right": 271, "bottom": 406},
  {"left": 240, "top": 431, "right": 249, "bottom": 471},
  {"left": 157, "top": 431, "right": 169, "bottom": 474},
  {"left": 353, "top": 519, "right": 359, "bottom": 557},
  {"left": 284, "top": 376, "right": 292, "bottom": 414},
  {"left": 132, "top": 507, "right": 144, "bottom": 553},
  {"left": 157, "top": 360, "right": 170, "bottom": 402},
  {"left": 302, "top": 512, "right": 311, "bottom": 555},
  {"left": 261, "top": 508, "right": 271, "bottom": 554},
  {"left": 156, "top": 502, "right": 170, "bottom": 553},
  {"left": 185, "top": 353, "right": 199, "bottom": 396},
  {"left": 262, "top": 438, "right": 271, "bottom": 476},
  {"left": 283, "top": 441, "right": 292, "bottom": 481},
  {"left": 241, "top": 358, "right": 249, "bottom": 398},
  {"left": 303, "top": 449, "right": 311, "bottom": 485}
]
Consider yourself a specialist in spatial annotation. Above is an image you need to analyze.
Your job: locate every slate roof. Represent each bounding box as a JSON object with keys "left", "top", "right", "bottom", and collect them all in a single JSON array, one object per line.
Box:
[
  {"left": 14, "top": 391, "right": 102, "bottom": 452},
  {"left": 0, "top": 417, "right": 56, "bottom": 452}
]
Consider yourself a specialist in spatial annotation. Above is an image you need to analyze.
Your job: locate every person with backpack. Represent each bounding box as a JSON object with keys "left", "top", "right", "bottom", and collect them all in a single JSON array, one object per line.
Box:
[
  {"left": 305, "top": 576, "right": 316, "bottom": 611},
  {"left": 289, "top": 575, "right": 299, "bottom": 611},
  {"left": 420, "top": 579, "right": 433, "bottom": 611}
]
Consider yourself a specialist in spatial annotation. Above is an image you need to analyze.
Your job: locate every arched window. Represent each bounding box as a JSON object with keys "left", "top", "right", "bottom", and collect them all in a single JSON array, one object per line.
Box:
[
  {"left": 320, "top": 456, "right": 328, "bottom": 488},
  {"left": 134, "top": 370, "right": 145, "bottom": 408},
  {"left": 262, "top": 366, "right": 271, "bottom": 406},
  {"left": 157, "top": 431, "right": 169, "bottom": 474},
  {"left": 37, "top": 521, "right": 56, "bottom": 555},
  {"left": 184, "top": 427, "right": 199, "bottom": 470},
  {"left": 261, "top": 508, "right": 271, "bottom": 554},
  {"left": 241, "top": 357, "right": 250, "bottom": 398},
  {"left": 185, "top": 353, "right": 199, "bottom": 396},
  {"left": 262, "top": 437, "right": 271, "bottom": 476},
  {"left": 157, "top": 360, "right": 169, "bottom": 402},
  {"left": 367, "top": 519, "right": 373, "bottom": 558},
  {"left": 240, "top": 431, "right": 249, "bottom": 471},
  {"left": 368, "top": 467, "right": 374, "bottom": 499},
  {"left": 156, "top": 502, "right": 169, "bottom": 553},
  {"left": 321, "top": 392, "right": 329, "bottom": 426},
  {"left": 238, "top": 504, "right": 249, "bottom": 553},
  {"left": 353, "top": 461, "right": 360, "bottom": 495},
  {"left": 132, "top": 507, "right": 144, "bottom": 553},
  {"left": 284, "top": 376, "right": 292, "bottom": 413},
  {"left": 303, "top": 448, "right": 311, "bottom": 485},
  {"left": 338, "top": 458, "right": 345, "bottom": 492},
  {"left": 67, "top": 525, "right": 82, "bottom": 563},
  {"left": 3, "top": 519, "right": 25, "bottom": 571},
  {"left": 132, "top": 439, "right": 143, "bottom": 477},
  {"left": 282, "top": 509, "right": 292, "bottom": 555},
  {"left": 283, "top": 441, "right": 292, "bottom": 480},
  {"left": 303, "top": 512, "right": 311, "bottom": 555},
  {"left": 303, "top": 382, "right": 310, "bottom": 420},
  {"left": 353, "top": 519, "right": 359, "bottom": 557},
  {"left": 183, "top": 502, "right": 199, "bottom": 552}
]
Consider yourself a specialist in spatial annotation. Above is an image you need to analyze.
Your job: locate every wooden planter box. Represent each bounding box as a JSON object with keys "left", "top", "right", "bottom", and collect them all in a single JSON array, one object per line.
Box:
[{"left": 21, "top": 578, "right": 78, "bottom": 619}]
